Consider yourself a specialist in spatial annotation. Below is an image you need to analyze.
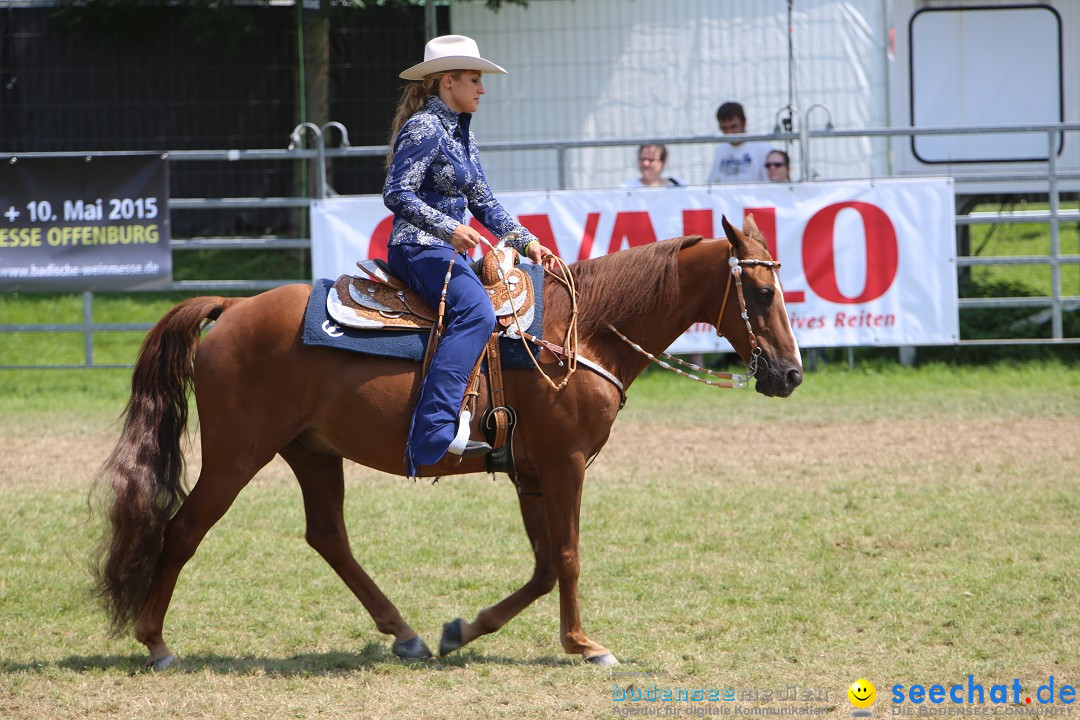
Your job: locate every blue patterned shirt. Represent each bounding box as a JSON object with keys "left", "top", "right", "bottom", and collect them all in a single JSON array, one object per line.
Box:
[{"left": 383, "top": 95, "right": 537, "bottom": 255}]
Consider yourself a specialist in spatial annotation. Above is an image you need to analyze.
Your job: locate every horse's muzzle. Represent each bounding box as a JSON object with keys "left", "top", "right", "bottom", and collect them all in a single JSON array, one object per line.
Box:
[{"left": 754, "top": 361, "right": 802, "bottom": 398}]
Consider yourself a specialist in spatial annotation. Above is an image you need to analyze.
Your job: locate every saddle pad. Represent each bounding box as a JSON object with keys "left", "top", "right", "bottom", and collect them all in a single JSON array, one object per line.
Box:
[{"left": 301, "top": 263, "right": 546, "bottom": 369}]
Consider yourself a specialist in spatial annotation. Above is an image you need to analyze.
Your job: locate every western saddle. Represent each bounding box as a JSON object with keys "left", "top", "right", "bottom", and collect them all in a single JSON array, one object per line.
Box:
[{"left": 326, "top": 246, "right": 536, "bottom": 479}]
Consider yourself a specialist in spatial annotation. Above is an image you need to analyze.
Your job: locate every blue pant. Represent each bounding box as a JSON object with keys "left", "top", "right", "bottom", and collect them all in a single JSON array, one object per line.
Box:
[{"left": 387, "top": 242, "right": 497, "bottom": 476}]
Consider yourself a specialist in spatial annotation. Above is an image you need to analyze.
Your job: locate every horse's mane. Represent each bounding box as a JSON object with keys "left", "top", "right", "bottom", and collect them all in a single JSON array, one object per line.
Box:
[{"left": 548, "top": 237, "right": 700, "bottom": 339}]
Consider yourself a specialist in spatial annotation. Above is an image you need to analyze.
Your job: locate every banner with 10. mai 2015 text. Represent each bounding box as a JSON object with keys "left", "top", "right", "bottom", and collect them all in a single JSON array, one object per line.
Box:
[
  {"left": 311, "top": 177, "right": 958, "bottom": 351},
  {"left": 0, "top": 154, "right": 170, "bottom": 292}
]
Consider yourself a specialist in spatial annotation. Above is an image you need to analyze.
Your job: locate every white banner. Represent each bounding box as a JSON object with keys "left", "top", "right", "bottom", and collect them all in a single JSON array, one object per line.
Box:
[{"left": 312, "top": 178, "right": 958, "bottom": 350}]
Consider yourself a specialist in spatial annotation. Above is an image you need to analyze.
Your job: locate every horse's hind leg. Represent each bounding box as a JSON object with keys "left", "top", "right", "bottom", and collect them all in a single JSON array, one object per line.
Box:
[
  {"left": 279, "top": 441, "right": 431, "bottom": 660},
  {"left": 439, "top": 488, "right": 557, "bottom": 656},
  {"left": 133, "top": 460, "right": 263, "bottom": 669}
]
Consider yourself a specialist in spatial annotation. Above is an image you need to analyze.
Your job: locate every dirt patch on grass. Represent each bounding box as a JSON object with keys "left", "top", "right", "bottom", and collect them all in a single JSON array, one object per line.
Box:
[
  {"left": 3, "top": 415, "right": 1076, "bottom": 492},
  {"left": 591, "top": 416, "right": 1080, "bottom": 487},
  {"left": 0, "top": 423, "right": 296, "bottom": 491}
]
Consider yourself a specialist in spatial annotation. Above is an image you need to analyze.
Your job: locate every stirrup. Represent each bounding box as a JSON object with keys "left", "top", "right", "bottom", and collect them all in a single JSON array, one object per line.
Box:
[
  {"left": 454, "top": 440, "right": 492, "bottom": 459},
  {"left": 481, "top": 405, "right": 518, "bottom": 476}
]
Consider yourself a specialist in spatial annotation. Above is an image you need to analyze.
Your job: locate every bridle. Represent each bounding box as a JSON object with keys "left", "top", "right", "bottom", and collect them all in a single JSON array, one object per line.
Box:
[
  {"left": 609, "top": 250, "right": 782, "bottom": 390},
  {"left": 715, "top": 254, "right": 782, "bottom": 378}
]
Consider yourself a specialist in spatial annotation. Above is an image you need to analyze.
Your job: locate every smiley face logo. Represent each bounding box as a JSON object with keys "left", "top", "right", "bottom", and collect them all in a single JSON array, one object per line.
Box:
[{"left": 848, "top": 678, "right": 876, "bottom": 709}]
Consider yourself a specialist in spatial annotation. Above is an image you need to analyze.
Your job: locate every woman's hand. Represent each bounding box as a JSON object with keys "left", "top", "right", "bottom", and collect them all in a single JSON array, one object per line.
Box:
[
  {"left": 527, "top": 241, "right": 560, "bottom": 272},
  {"left": 450, "top": 223, "right": 485, "bottom": 253}
]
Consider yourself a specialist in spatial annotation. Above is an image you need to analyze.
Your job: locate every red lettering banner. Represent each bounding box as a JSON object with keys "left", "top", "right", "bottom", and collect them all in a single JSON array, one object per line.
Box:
[{"left": 312, "top": 178, "right": 958, "bottom": 349}]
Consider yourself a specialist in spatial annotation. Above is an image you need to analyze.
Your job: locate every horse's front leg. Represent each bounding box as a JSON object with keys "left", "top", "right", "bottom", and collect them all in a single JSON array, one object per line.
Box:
[
  {"left": 439, "top": 484, "right": 557, "bottom": 656},
  {"left": 541, "top": 455, "right": 619, "bottom": 665}
]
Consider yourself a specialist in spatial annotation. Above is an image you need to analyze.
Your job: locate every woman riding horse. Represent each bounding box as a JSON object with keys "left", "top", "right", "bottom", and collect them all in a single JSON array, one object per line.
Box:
[{"left": 384, "top": 34, "right": 559, "bottom": 477}]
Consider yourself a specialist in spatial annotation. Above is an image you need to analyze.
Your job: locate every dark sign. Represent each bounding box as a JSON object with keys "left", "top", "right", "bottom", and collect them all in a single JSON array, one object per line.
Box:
[{"left": 0, "top": 154, "right": 171, "bottom": 291}]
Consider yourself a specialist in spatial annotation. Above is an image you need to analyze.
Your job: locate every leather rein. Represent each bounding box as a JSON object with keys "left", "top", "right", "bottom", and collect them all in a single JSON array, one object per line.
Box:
[{"left": 452, "top": 239, "right": 781, "bottom": 405}]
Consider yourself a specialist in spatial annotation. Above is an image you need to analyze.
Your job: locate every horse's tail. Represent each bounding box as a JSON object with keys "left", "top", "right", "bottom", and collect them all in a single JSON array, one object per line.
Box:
[{"left": 90, "top": 295, "right": 236, "bottom": 635}]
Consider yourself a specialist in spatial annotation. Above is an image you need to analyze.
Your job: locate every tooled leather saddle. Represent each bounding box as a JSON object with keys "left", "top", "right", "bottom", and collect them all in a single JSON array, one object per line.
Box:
[
  {"left": 326, "top": 246, "right": 535, "bottom": 483},
  {"left": 326, "top": 246, "right": 535, "bottom": 338}
]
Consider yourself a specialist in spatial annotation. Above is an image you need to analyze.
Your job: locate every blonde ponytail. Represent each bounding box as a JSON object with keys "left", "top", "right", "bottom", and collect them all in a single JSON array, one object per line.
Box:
[{"left": 385, "top": 72, "right": 460, "bottom": 168}]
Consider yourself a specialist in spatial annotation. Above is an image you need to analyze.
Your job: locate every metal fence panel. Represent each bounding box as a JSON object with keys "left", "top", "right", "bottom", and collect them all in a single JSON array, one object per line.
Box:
[{"left": 2, "top": 122, "right": 1079, "bottom": 368}]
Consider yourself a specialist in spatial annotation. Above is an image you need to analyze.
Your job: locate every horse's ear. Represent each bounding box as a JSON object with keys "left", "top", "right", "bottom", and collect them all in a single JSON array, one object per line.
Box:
[
  {"left": 742, "top": 213, "right": 760, "bottom": 237},
  {"left": 721, "top": 214, "right": 747, "bottom": 255}
]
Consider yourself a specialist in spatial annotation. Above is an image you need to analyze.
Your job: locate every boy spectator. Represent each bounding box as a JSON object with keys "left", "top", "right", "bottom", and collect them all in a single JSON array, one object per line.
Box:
[{"left": 705, "top": 101, "right": 773, "bottom": 184}]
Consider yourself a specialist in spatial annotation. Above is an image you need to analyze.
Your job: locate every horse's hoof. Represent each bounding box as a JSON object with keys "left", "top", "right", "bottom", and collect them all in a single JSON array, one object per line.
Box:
[
  {"left": 391, "top": 635, "right": 432, "bottom": 660},
  {"left": 439, "top": 618, "right": 466, "bottom": 656},
  {"left": 146, "top": 653, "right": 178, "bottom": 671},
  {"left": 585, "top": 652, "right": 620, "bottom": 666}
]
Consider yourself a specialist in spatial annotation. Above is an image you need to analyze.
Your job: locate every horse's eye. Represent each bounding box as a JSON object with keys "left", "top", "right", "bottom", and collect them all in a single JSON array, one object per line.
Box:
[{"left": 757, "top": 286, "right": 775, "bottom": 303}]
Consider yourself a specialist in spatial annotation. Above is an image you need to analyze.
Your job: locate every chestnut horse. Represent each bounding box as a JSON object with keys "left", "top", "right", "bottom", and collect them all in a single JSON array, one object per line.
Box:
[{"left": 91, "top": 215, "right": 802, "bottom": 669}]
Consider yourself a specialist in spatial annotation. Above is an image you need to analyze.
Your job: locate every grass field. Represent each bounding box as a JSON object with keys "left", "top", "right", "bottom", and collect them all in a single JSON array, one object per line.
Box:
[{"left": 1, "top": 361, "right": 1077, "bottom": 719}]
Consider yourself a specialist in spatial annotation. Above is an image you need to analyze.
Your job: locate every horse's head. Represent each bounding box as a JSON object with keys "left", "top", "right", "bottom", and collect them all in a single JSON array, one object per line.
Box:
[{"left": 717, "top": 214, "right": 803, "bottom": 397}]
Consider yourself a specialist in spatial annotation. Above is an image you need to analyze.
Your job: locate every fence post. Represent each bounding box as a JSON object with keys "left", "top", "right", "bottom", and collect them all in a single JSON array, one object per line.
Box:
[
  {"left": 320, "top": 121, "right": 350, "bottom": 198},
  {"left": 314, "top": 129, "right": 327, "bottom": 199},
  {"left": 289, "top": 122, "right": 325, "bottom": 198},
  {"left": 82, "top": 291, "right": 94, "bottom": 368},
  {"left": 802, "top": 104, "right": 834, "bottom": 182},
  {"left": 797, "top": 111, "right": 809, "bottom": 182},
  {"left": 1048, "top": 128, "right": 1063, "bottom": 339}
]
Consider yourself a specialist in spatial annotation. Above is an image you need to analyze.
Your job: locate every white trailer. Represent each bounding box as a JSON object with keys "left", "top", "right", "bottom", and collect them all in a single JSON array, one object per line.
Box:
[{"left": 890, "top": 0, "right": 1080, "bottom": 194}]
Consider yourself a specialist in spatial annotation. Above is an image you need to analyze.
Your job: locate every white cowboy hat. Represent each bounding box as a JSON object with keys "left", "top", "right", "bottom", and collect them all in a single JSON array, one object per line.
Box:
[{"left": 400, "top": 35, "right": 507, "bottom": 81}]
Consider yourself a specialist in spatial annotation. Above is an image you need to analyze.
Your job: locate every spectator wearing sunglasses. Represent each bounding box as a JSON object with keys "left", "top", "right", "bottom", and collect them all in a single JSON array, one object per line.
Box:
[{"left": 765, "top": 150, "right": 792, "bottom": 183}]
